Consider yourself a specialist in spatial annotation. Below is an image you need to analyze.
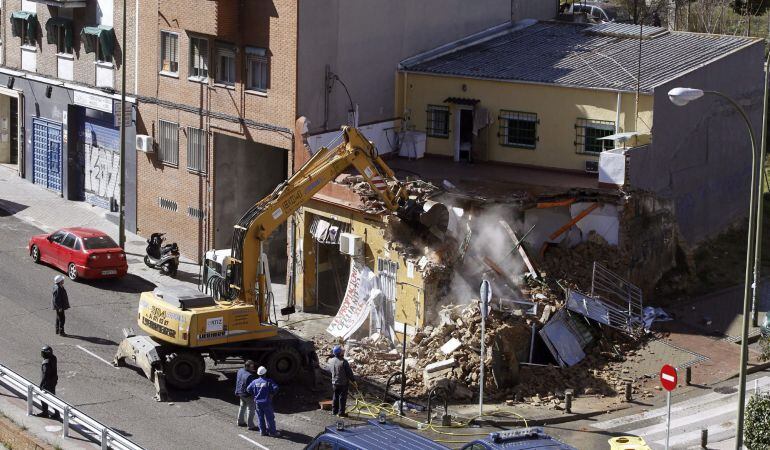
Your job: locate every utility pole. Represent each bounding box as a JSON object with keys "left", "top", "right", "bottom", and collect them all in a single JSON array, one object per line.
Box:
[{"left": 118, "top": 0, "right": 127, "bottom": 249}]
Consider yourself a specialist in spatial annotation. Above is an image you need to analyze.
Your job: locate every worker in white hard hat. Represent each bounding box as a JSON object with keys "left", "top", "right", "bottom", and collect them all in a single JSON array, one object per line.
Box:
[
  {"left": 51, "top": 275, "right": 69, "bottom": 336},
  {"left": 246, "top": 366, "right": 280, "bottom": 437}
]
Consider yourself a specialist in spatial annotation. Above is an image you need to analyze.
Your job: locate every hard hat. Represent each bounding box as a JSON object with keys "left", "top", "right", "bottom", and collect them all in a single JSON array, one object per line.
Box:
[
  {"left": 41, "top": 345, "right": 53, "bottom": 357},
  {"left": 332, "top": 345, "right": 343, "bottom": 356},
  {"left": 257, "top": 366, "right": 267, "bottom": 376},
  {"left": 54, "top": 275, "right": 65, "bottom": 284}
]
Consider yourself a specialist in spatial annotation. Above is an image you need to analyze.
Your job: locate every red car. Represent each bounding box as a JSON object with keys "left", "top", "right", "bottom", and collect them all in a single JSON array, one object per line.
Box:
[{"left": 28, "top": 227, "right": 128, "bottom": 281}]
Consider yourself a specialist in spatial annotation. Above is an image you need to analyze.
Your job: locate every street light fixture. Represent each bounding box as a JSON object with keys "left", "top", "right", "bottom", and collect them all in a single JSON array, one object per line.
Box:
[{"left": 667, "top": 87, "right": 759, "bottom": 450}]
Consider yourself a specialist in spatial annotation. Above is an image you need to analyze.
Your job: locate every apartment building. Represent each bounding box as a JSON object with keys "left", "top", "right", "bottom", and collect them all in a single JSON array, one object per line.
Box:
[
  {"left": 0, "top": 0, "right": 138, "bottom": 230},
  {"left": 135, "top": 0, "right": 522, "bottom": 269}
]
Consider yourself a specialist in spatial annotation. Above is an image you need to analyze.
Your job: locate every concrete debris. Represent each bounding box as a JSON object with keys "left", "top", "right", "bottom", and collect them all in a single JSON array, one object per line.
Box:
[
  {"left": 440, "top": 338, "right": 463, "bottom": 355},
  {"left": 425, "top": 358, "right": 457, "bottom": 373}
]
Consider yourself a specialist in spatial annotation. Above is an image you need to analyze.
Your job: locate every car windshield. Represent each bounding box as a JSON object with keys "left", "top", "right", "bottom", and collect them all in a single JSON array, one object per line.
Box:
[{"left": 82, "top": 235, "right": 119, "bottom": 250}]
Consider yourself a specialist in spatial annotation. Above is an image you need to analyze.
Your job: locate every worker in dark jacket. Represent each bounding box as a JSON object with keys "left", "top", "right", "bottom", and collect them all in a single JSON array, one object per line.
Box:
[
  {"left": 37, "top": 346, "right": 59, "bottom": 419},
  {"left": 52, "top": 275, "right": 70, "bottom": 336},
  {"left": 235, "top": 360, "right": 258, "bottom": 430},
  {"left": 246, "top": 366, "right": 280, "bottom": 437},
  {"left": 329, "top": 345, "right": 356, "bottom": 417}
]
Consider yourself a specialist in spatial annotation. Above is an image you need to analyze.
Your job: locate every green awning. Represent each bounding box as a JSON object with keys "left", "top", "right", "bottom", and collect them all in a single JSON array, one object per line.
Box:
[
  {"left": 80, "top": 25, "right": 115, "bottom": 61},
  {"left": 45, "top": 17, "right": 73, "bottom": 52},
  {"left": 10, "top": 11, "right": 38, "bottom": 40}
]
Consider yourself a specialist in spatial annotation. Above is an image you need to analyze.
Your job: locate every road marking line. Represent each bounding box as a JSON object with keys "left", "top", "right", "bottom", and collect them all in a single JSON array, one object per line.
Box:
[
  {"left": 591, "top": 376, "right": 770, "bottom": 430},
  {"left": 628, "top": 400, "right": 737, "bottom": 438},
  {"left": 656, "top": 420, "right": 734, "bottom": 447},
  {"left": 76, "top": 345, "right": 116, "bottom": 368},
  {"left": 239, "top": 434, "right": 269, "bottom": 450}
]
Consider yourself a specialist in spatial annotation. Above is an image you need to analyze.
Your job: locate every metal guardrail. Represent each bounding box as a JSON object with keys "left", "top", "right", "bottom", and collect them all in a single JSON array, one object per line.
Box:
[{"left": 0, "top": 363, "right": 143, "bottom": 450}]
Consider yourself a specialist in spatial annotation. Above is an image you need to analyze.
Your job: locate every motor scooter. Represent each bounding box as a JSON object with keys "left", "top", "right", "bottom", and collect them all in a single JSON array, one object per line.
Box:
[{"left": 144, "top": 233, "right": 180, "bottom": 277}]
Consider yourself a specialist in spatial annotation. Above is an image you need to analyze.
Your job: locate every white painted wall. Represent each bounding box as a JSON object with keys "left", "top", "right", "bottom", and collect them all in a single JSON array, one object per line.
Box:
[
  {"left": 97, "top": 0, "right": 114, "bottom": 26},
  {"left": 21, "top": 48, "right": 36, "bottom": 72},
  {"left": 307, "top": 119, "right": 399, "bottom": 155}
]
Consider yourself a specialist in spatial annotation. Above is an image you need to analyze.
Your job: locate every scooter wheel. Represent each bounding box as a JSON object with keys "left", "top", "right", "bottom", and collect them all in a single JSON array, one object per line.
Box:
[
  {"left": 144, "top": 255, "right": 153, "bottom": 268},
  {"left": 163, "top": 261, "right": 178, "bottom": 277}
]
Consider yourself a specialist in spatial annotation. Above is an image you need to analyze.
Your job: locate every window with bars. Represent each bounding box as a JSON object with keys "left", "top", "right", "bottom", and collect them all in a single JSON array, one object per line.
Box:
[
  {"left": 575, "top": 118, "right": 615, "bottom": 154},
  {"left": 215, "top": 43, "right": 236, "bottom": 85},
  {"left": 158, "top": 120, "right": 179, "bottom": 166},
  {"left": 189, "top": 35, "right": 209, "bottom": 80},
  {"left": 426, "top": 105, "right": 450, "bottom": 138},
  {"left": 377, "top": 258, "right": 398, "bottom": 302},
  {"left": 160, "top": 31, "right": 178, "bottom": 74},
  {"left": 499, "top": 110, "right": 538, "bottom": 149},
  {"left": 186, "top": 127, "right": 206, "bottom": 174},
  {"left": 246, "top": 52, "right": 269, "bottom": 91}
]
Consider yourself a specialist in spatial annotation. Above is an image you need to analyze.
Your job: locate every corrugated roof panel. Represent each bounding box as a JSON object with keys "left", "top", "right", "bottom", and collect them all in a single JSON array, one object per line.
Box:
[{"left": 403, "top": 21, "right": 759, "bottom": 93}]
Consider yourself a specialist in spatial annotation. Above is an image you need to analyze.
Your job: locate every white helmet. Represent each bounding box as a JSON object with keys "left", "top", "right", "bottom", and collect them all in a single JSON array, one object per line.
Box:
[
  {"left": 257, "top": 366, "right": 267, "bottom": 376},
  {"left": 54, "top": 275, "right": 65, "bottom": 284}
]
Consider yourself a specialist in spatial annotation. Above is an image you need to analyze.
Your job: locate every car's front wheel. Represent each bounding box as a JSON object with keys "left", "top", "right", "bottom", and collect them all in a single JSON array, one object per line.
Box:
[
  {"left": 31, "top": 245, "right": 40, "bottom": 263},
  {"left": 67, "top": 263, "right": 79, "bottom": 282}
]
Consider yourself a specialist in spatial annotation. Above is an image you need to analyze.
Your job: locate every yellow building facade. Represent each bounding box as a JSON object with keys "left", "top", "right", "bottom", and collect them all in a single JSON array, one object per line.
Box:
[{"left": 395, "top": 72, "right": 653, "bottom": 172}]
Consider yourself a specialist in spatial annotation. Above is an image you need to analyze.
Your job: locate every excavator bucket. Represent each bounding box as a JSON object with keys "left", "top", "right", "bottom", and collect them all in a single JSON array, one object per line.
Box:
[
  {"left": 399, "top": 199, "right": 449, "bottom": 239},
  {"left": 114, "top": 329, "right": 168, "bottom": 401}
]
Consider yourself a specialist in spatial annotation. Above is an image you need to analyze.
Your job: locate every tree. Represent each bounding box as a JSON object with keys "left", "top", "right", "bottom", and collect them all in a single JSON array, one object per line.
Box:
[{"left": 745, "top": 393, "right": 770, "bottom": 449}]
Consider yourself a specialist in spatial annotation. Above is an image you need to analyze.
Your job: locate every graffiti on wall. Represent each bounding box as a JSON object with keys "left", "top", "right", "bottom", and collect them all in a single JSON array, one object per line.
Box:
[
  {"left": 83, "top": 120, "right": 120, "bottom": 210},
  {"left": 84, "top": 145, "right": 119, "bottom": 208}
]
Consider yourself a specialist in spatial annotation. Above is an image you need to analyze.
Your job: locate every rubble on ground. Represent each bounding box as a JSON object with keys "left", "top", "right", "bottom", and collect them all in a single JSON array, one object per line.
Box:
[{"left": 539, "top": 231, "right": 627, "bottom": 290}]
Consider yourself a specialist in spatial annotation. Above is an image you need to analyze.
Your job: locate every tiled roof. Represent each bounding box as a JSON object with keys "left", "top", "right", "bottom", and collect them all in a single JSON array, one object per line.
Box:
[{"left": 400, "top": 21, "right": 760, "bottom": 93}]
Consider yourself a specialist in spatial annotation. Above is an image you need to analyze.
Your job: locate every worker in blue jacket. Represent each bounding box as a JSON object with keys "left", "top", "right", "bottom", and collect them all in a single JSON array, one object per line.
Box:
[{"left": 246, "top": 366, "right": 280, "bottom": 437}]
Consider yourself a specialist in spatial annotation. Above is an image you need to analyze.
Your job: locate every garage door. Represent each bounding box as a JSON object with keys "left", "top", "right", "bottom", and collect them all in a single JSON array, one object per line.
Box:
[{"left": 32, "top": 118, "right": 63, "bottom": 193}]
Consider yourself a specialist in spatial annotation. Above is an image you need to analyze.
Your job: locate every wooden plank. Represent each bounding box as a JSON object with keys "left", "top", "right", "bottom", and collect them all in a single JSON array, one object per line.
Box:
[
  {"left": 498, "top": 220, "right": 539, "bottom": 279},
  {"left": 536, "top": 198, "right": 576, "bottom": 209},
  {"left": 548, "top": 203, "right": 600, "bottom": 241}
]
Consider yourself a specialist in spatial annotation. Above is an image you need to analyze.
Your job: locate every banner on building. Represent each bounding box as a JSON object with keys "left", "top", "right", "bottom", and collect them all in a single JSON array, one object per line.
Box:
[{"left": 327, "top": 262, "right": 380, "bottom": 339}]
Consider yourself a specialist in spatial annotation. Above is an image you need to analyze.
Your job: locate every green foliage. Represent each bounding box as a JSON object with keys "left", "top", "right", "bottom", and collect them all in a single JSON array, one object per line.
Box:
[
  {"left": 745, "top": 393, "right": 770, "bottom": 449},
  {"left": 761, "top": 335, "right": 770, "bottom": 362}
]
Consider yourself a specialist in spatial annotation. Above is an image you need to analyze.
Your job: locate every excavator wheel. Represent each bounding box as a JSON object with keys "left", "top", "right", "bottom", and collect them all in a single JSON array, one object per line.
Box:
[
  {"left": 265, "top": 346, "right": 301, "bottom": 383},
  {"left": 164, "top": 351, "right": 205, "bottom": 389}
]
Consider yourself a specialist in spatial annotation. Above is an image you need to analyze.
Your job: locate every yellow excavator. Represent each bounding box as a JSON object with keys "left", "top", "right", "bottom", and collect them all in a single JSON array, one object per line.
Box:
[{"left": 114, "top": 126, "right": 448, "bottom": 400}]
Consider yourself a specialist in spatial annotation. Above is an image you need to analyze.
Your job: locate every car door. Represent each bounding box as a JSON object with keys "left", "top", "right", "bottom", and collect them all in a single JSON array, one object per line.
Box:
[
  {"left": 58, "top": 233, "right": 78, "bottom": 269},
  {"left": 42, "top": 230, "right": 67, "bottom": 266}
]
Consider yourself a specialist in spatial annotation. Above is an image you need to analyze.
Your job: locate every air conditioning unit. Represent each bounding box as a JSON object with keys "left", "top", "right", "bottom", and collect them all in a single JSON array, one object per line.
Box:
[
  {"left": 339, "top": 232, "right": 363, "bottom": 257},
  {"left": 136, "top": 134, "right": 154, "bottom": 153},
  {"left": 585, "top": 160, "right": 599, "bottom": 174}
]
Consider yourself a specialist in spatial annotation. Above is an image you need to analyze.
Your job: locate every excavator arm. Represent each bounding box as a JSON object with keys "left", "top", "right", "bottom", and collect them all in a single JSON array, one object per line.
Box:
[{"left": 220, "top": 126, "right": 445, "bottom": 323}]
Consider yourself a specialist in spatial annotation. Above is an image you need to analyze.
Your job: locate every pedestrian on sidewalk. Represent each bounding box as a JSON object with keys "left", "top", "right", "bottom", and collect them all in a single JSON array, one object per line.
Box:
[
  {"left": 329, "top": 345, "right": 356, "bottom": 417},
  {"left": 52, "top": 275, "right": 70, "bottom": 336},
  {"left": 246, "top": 366, "right": 280, "bottom": 437},
  {"left": 37, "top": 346, "right": 60, "bottom": 419},
  {"left": 235, "top": 360, "right": 258, "bottom": 430}
]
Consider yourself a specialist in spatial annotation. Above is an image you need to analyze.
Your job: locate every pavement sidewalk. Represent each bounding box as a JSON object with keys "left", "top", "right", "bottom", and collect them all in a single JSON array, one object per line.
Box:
[{"left": 0, "top": 165, "right": 200, "bottom": 289}]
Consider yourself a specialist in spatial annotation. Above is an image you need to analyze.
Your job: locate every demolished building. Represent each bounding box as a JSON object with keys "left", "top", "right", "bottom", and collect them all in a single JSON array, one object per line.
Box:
[{"left": 288, "top": 19, "right": 764, "bottom": 399}]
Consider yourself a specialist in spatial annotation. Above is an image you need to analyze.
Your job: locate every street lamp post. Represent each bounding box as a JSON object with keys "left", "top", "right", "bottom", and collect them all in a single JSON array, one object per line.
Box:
[
  {"left": 668, "top": 87, "right": 759, "bottom": 449},
  {"left": 118, "top": 0, "right": 127, "bottom": 249}
]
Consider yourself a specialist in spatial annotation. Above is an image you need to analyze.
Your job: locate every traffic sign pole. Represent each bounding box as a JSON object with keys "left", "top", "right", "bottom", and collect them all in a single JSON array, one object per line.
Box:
[
  {"left": 659, "top": 364, "right": 678, "bottom": 450},
  {"left": 665, "top": 390, "right": 671, "bottom": 450},
  {"left": 479, "top": 280, "right": 491, "bottom": 418}
]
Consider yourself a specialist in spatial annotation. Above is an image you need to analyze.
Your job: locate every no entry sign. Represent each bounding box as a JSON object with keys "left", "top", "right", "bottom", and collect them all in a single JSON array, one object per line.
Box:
[{"left": 660, "top": 364, "right": 678, "bottom": 391}]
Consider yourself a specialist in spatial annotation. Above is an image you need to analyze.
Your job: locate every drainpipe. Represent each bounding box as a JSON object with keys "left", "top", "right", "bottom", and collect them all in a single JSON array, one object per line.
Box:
[{"left": 615, "top": 91, "right": 622, "bottom": 134}]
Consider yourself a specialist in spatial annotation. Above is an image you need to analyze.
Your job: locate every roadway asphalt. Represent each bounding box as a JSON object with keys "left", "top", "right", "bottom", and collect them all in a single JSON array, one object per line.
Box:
[{"left": 0, "top": 211, "right": 338, "bottom": 450}]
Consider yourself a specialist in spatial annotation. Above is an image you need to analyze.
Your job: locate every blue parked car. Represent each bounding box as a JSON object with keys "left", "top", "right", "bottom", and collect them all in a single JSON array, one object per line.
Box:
[
  {"left": 304, "top": 419, "right": 448, "bottom": 450},
  {"left": 460, "top": 427, "right": 578, "bottom": 450}
]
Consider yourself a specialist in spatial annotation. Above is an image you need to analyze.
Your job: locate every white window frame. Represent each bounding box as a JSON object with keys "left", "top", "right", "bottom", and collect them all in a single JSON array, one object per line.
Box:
[
  {"left": 158, "top": 120, "right": 179, "bottom": 167},
  {"left": 215, "top": 43, "right": 236, "bottom": 86},
  {"left": 159, "top": 31, "right": 178, "bottom": 76},
  {"left": 186, "top": 127, "right": 206, "bottom": 174},
  {"left": 188, "top": 35, "right": 209, "bottom": 82},
  {"left": 245, "top": 47, "right": 269, "bottom": 93}
]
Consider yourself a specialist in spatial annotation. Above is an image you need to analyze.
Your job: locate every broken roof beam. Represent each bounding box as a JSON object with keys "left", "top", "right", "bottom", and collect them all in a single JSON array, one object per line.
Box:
[
  {"left": 499, "top": 220, "right": 539, "bottom": 279},
  {"left": 548, "top": 202, "right": 600, "bottom": 241}
]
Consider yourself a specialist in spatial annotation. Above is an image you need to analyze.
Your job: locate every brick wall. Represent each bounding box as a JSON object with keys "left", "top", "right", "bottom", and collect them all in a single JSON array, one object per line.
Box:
[
  {"left": 0, "top": 1, "right": 136, "bottom": 91},
  {"left": 135, "top": 0, "right": 298, "bottom": 261}
]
